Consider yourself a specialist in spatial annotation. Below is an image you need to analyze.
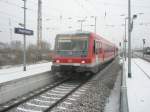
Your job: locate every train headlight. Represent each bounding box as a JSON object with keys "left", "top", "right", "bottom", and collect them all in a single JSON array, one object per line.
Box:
[
  {"left": 81, "top": 60, "right": 85, "bottom": 64},
  {"left": 56, "top": 60, "right": 60, "bottom": 63}
]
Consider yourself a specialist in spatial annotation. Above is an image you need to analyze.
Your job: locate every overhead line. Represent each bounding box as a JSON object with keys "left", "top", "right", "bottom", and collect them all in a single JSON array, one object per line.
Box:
[
  {"left": 0, "top": 10, "right": 38, "bottom": 26},
  {"left": 0, "top": 0, "right": 37, "bottom": 13},
  {"left": 0, "top": 0, "right": 21, "bottom": 8},
  {"left": 93, "top": 0, "right": 150, "bottom": 8},
  {"left": 73, "top": 0, "right": 91, "bottom": 16},
  {"left": 0, "top": 10, "right": 23, "bottom": 19}
]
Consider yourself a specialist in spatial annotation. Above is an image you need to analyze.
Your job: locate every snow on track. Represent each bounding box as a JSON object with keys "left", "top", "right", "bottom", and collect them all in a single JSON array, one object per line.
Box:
[
  {"left": 0, "top": 62, "right": 52, "bottom": 84},
  {"left": 125, "top": 58, "right": 150, "bottom": 112}
]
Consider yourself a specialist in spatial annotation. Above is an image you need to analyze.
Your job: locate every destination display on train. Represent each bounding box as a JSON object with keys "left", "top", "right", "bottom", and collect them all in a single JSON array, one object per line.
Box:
[{"left": 58, "top": 36, "right": 88, "bottom": 40}]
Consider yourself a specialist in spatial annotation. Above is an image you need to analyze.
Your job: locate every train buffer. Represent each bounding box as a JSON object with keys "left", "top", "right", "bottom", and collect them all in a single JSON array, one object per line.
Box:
[{"left": 123, "top": 58, "right": 150, "bottom": 112}]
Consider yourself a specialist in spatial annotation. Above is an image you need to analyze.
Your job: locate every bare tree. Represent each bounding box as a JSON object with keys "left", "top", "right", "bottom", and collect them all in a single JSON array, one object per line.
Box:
[{"left": 0, "top": 40, "right": 52, "bottom": 68}]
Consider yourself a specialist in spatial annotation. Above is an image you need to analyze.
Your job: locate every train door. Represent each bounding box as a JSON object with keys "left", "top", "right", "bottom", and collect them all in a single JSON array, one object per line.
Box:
[
  {"left": 102, "top": 43, "right": 105, "bottom": 62},
  {"left": 114, "top": 46, "right": 116, "bottom": 57},
  {"left": 99, "top": 42, "right": 103, "bottom": 63},
  {"left": 94, "top": 40, "right": 98, "bottom": 64}
]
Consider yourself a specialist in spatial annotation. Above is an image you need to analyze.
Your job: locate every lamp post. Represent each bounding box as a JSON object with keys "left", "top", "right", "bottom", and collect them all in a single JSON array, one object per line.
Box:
[
  {"left": 121, "top": 12, "right": 143, "bottom": 63},
  {"left": 128, "top": 14, "right": 137, "bottom": 77},
  {"left": 142, "top": 39, "right": 146, "bottom": 58},
  {"left": 120, "top": 15, "right": 128, "bottom": 60},
  {"left": 128, "top": 0, "right": 138, "bottom": 78},
  {"left": 124, "top": 17, "right": 128, "bottom": 61}
]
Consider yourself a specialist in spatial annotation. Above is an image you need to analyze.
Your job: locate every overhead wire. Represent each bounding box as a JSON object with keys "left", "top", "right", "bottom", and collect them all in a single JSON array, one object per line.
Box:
[
  {"left": 0, "top": 0, "right": 40, "bottom": 24},
  {"left": 92, "top": 0, "right": 150, "bottom": 8},
  {"left": 72, "top": 0, "right": 91, "bottom": 16},
  {"left": 0, "top": 10, "right": 23, "bottom": 20},
  {"left": 0, "top": 0, "right": 37, "bottom": 13},
  {"left": 0, "top": 10, "right": 37, "bottom": 23}
]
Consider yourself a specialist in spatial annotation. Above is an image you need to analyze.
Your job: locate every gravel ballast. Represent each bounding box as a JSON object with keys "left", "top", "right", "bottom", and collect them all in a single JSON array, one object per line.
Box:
[{"left": 64, "top": 59, "right": 121, "bottom": 112}]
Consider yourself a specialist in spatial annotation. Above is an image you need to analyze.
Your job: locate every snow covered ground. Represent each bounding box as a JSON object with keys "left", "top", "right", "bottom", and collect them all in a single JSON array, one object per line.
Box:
[
  {"left": 0, "top": 62, "right": 52, "bottom": 84},
  {"left": 104, "top": 73, "right": 121, "bottom": 112},
  {"left": 125, "top": 58, "right": 150, "bottom": 112}
]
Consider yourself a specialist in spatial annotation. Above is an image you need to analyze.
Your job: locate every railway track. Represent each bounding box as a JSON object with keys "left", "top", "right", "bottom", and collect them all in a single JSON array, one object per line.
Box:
[
  {"left": 0, "top": 77, "right": 70, "bottom": 112},
  {"left": 0, "top": 74, "right": 92, "bottom": 112},
  {"left": 133, "top": 52, "right": 150, "bottom": 62}
]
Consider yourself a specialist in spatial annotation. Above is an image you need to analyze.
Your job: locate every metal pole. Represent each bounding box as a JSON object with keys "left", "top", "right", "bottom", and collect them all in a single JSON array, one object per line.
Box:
[
  {"left": 143, "top": 39, "right": 145, "bottom": 58},
  {"left": 124, "top": 18, "right": 127, "bottom": 61},
  {"left": 9, "top": 18, "right": 12, "bottom": 42},
  {"left": 123, "top": 35, "right": 125, "bottom": 58},
  {"left": 128, "top": 0, "right": 131, "bottom": 77},
  {"left": 23, "top": 0, "right": 26, "bottom": 71},
  {"left": 95, "top": 17, "right": 97, "bottom": 33},
  {"left": 143, "top": 41, "right": 144, "bottom": 58},
  {"left": 37, "top": 0, "right": 42, "bottom": 61},
  {"left": 81, "top": 21, "right": 83, "bottom": 31}
]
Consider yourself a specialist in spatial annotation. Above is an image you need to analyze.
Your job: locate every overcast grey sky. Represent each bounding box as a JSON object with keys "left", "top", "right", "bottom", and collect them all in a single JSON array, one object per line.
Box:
[{"left": 0, "top": 0, "right": 150, "bottom": 48}]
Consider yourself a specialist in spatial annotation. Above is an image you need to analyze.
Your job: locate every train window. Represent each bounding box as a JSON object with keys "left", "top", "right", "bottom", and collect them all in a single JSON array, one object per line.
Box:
[
  {"left": 93, "top": 40, "right": 96, "bottom": 54},
  {"left": 55, "top": 35, "right": 89, "bottom": 57},
  {"left": 100, "top": 43, "right": 102, "bottom": 48},
  {"left": 97, "top": 42, "right": 99, "bottom": 54},
  {"left": 94, "top": 40, "right": 102, "bottom": 54},
  {"left": 99, "top": 43, "right": 102, "bottom": 53},
  {"left": 96, "top": 41, "right": 99, "bottom": 54},
  {"left": 56, "top": 37, "right": 88, "bottom": 51}
]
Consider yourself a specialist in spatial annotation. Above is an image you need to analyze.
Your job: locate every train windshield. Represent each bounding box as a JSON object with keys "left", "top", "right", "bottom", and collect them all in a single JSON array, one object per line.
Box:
[{"left": 55, "top": 36, "right": 88, "bottom": 57}]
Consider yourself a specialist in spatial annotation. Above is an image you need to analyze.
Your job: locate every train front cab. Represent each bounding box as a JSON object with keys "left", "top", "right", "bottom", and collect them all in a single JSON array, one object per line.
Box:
[{"left": 51, "top": 33, "right": 94, "bottom": 74}]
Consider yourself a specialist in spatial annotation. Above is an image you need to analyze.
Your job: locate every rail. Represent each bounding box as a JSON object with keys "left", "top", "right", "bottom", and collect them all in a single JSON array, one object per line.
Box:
[
  {"left": 44, "top": 76, "right": 91, "bottom": 112},
  {"left": 0, "top": 78, "right": 70, "bottom": 112}
]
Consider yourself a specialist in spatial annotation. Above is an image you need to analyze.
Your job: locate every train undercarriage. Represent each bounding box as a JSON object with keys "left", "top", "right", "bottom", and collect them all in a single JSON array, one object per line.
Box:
[{"left": 51, "top": 58, "right": 114, "bottom": 76}]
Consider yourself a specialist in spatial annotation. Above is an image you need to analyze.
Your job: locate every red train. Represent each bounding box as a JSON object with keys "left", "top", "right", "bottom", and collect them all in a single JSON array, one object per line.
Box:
[{"left": 52, "top": 32, "right": 118, "bottom": 74}]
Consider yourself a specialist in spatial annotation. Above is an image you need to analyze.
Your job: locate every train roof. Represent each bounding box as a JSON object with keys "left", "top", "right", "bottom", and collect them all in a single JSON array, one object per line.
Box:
[
  {"left": 56, "top": 31, "right": 116, "bottom": 47},
  {"left": 56, "top": 31, "right": 91, "bottom": 36},
  {"left": 96, "top": 34, "right": 115, "bottom": 46}
]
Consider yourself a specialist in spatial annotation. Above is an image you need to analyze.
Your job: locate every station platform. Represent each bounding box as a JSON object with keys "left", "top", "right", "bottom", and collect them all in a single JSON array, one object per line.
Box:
[
  {"left": 0, "top": 62, "right": 52, "bottom": 84},
  {"left": 0, "top": 62, "right": 53, "bottom": 104},
  {"left": 125, "top": 58, "right": 150, "bottom": 112}
]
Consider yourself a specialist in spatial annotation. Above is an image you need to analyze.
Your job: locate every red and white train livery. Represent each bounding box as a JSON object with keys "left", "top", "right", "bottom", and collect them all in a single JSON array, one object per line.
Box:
[{"left": 52, "top": 32, "right": 117, "bottom": 74}]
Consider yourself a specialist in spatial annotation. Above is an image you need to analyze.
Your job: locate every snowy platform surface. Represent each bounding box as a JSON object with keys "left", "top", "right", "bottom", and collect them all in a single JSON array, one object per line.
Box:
[
  {"left": 0, "top": 62, "right": 52, "bottom": 84},
  {"left": 125, "top": 58, "right": 150, "bottom": 112}
]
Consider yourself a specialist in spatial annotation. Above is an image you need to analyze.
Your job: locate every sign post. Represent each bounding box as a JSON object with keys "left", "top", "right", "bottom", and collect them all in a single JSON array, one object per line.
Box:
[
  {"left": 14, "top": 27, "right": 34, "bottom": 71},
  {"left": 14, "top": 0, "right": 34, "bottom": 71}
]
